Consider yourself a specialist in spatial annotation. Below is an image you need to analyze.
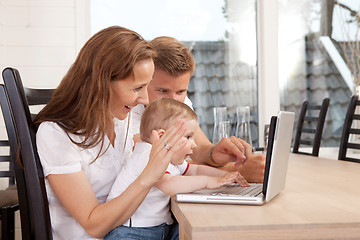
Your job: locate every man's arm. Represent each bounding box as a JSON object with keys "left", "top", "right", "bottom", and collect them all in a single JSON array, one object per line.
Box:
[
  {"left": 191, "top": 124, "right": 266, "bottom": 183},
  {"left": 185, "top": 162, "right": 231, "bottom": 177}
]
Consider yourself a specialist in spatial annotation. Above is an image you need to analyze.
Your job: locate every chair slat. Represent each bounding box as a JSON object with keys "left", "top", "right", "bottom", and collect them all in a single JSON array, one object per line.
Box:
[
  {"left": 349, "top": 128, "right": 360, "bottom": 135},
  {"left": 0, "top": 171, "right": 15, "bottom": 177},
  {"left": 25, "top": 88, "right": 54, "bottom": 106},
  {"left": 307, "top": 105, "right": 321, "bottom": 110},
  {"left": 301, "top": 128, "right": 316, "bottom": 134},
  {"left": 347, "top": 142, "right": 360, "bottom": 150},
  {"left": 353, "top": 114, "right": 360, "bottom": 120},
  {"left": 304, "top": 116, "right": 319, "bottom": 122},
  {"left": 299, "top": 139, "right": 313, "bottom": 145},
  {"left": 0, "top": 140, "right": 9, "bottom": 146},
  {"left": 0, "top": 156, "right": 12, "bottom": 162}
]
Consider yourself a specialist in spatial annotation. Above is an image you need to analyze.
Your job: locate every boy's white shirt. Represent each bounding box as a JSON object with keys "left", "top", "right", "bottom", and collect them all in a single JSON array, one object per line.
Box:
[{"left": 107, "top": 141, "right": 189, "bottom": 227}]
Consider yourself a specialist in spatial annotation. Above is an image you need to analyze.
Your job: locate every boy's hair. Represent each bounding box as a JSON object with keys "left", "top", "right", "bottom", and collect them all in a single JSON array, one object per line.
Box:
[
  {"left": 140, "top": 98, "right": 197, "bottom": 142},
  {"left": 150, "top": 36, "right": 195, "bottom": 77}
]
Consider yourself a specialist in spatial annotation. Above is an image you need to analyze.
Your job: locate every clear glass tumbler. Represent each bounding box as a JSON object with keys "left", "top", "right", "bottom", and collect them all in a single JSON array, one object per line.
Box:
[
  {"left": 235, "top": 106, "right": 252, "bottom": 145},
  {"left": 212, "top": 107, "right": 229, "bottom": 144}
]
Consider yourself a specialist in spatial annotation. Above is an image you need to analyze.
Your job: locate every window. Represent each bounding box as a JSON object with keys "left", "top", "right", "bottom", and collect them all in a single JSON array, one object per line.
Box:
[
  {"left": 91, "top": 0, "right": 259, "bottom": 145},
  {"left": 279, "top": 0, "right": 360, "bottom": 147}
]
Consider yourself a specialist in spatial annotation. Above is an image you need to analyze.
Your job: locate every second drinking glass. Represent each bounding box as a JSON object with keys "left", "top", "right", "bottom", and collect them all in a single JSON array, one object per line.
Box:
[{"left": 235, "top": 106, "right": 252, "bottom": 145}]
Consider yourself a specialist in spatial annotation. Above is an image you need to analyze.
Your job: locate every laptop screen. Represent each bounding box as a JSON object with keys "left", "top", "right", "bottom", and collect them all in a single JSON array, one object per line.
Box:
[{"left": 262, "top": 116, "right": 277, "bottom": 195}]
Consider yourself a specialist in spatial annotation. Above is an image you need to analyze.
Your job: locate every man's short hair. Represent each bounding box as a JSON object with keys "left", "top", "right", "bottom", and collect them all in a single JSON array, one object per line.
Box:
[{"left": 150, "top": 36, "right": 195, "bottom": 77}]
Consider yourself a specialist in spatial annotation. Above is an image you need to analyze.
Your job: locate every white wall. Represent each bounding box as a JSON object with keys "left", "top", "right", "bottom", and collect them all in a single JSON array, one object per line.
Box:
[
  {"left": 0, "top": 0, "right": 90, "bottom": 87},
  {"left": 0, "top": 1, "right": 90, "bottom": 238}
]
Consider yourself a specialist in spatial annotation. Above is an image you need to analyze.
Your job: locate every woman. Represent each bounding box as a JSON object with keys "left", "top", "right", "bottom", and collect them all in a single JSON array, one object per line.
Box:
[{"left": 35, "top": 26, "right": 188, "bottom": 239}]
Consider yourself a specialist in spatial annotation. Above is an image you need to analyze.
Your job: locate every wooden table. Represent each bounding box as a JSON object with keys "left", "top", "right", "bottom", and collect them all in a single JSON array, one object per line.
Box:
[{"left": 171, "top": 153, "right": 360, "bottom": 239}]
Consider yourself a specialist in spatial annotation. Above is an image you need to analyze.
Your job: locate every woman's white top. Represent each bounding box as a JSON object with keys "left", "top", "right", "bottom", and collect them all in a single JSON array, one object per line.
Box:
[
  {"left": 107, "top": 142, "right": 189, "bottom": 227},
  {"left": 37, "top": 116, "right": 134, "bottom": 240}
]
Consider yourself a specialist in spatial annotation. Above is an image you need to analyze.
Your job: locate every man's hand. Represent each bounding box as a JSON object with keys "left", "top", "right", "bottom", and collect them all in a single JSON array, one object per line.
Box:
[
  {"left": 210, "top": 136, "right": 266, "bottom": 183},
  {"left": 211, "top": 136, "right": 249, "bottom": 167},
  {"left": 237, "top": 154, "right": 265, "bottom": 183},
  {"left": 219, "top": 153, "right": 265, "bottom": 183}
]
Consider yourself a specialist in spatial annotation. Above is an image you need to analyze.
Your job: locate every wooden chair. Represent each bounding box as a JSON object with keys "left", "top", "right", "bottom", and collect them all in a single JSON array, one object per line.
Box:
[
  {"left": 24, "top": 88, "right": 55, "bottom": 120},
  {"left": 2, "top": 67, "right": 53, "bottom": 240},
  {"left": 338, "top": 95, "right": 360, "bottom": 163},
  {"left": 0, "top": 85, "right": 20, "bottom": 240},
  {"left": 293, "top": 97, "right": 330, "bottom": 156},
  {"left": 2, "top": 68, "right": 55, "bottom": 121}
]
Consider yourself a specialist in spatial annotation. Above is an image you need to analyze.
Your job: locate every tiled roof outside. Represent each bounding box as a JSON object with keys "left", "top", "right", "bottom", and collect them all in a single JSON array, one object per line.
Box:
[
  {"left": 185, "top": 37, "right": 354, "bottom": 148},
  {"left": 282, "top": 37, "right": 352, "bottom": 147},
  {"left": 184, "top": 41, "right": 259, "bottom": 146}
]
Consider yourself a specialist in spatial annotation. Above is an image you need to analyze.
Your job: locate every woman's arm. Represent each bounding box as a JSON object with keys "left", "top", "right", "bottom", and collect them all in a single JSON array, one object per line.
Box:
[
  {"left": 48, "top": 170, "right": 153, "bottom": 238},
  {"left": 48, "top": 120, "right": 189, "bottom": 238}
]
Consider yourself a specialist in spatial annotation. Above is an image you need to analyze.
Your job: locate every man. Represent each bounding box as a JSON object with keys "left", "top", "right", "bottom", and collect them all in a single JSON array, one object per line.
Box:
[{"left": 132, "top": 36, "right": 265, "bottom": 183}]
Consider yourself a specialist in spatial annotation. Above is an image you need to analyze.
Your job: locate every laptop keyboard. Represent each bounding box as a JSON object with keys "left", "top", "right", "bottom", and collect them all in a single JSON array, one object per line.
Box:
[{"left": 211, "top": 183, "right": 263, "bottom": 197}]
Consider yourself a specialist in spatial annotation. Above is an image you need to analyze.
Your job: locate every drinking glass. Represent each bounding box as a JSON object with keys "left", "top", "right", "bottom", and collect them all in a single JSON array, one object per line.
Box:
[
  {"left": 212, "top": 107, "right": 228, "bottom": 144},
  {"left": 235, "top": 106, "right": 252, "bottom": 145},
  {"left": 213, "top": 120, "right": 230, "bottom": 144}
]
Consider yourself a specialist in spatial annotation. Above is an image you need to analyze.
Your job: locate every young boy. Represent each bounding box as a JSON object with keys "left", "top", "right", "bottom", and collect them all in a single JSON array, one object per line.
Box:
[{"left": 105, "top": 98, "right": 249, "bottom": 240}]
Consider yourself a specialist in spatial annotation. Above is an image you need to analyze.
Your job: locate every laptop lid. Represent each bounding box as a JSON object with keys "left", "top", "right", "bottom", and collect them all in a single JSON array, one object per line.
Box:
[
  {"left": 264, "top": 111, "right": 295, "bottom": 202},
  {"left": 176, "top": 111, "right": 294, "bottom": 205}
]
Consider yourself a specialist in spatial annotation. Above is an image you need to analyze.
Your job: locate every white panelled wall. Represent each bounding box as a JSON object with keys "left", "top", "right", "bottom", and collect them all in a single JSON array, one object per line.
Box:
[
  {"left": 0, "top": 1, "right": 90, "bottom": 239},
  {"left": 0, "top": 0, "right": 90, "bottom": 87}
]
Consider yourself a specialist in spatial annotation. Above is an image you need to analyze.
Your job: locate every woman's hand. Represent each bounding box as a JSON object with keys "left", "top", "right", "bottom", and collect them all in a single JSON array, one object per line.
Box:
[{"left": 140, "top": 120, "right": 189, "bottom": 186}]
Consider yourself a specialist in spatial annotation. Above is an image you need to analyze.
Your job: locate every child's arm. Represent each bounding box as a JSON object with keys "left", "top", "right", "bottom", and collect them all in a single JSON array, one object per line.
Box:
[
  {"left": 155, "top": 173, "right": 237, "bottom": 196},
  {"left": 186, "top": 164, "right": 250, "bottom": 187},
  {"left": 185, "top": 163, "right": 229, "bottom": 176}
]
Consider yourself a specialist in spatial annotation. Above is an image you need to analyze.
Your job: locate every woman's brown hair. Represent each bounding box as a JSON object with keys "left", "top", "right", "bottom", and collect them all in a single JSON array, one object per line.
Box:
[{"left": 34, "top": 26, "right": 156, "bottom": 157}]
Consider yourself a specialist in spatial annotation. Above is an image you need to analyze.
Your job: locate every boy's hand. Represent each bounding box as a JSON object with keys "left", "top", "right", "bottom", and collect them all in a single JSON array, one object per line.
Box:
[
  {"left": 230, "top": 171, "right": 250, "bottom": 187},
  {"left": 206, "top": 172, "right": 237, "bottom": 189}
]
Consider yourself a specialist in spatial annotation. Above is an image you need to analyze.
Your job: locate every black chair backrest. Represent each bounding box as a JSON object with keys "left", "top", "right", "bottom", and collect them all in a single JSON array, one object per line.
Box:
[
  {"left": 2, "top": 67, "right": 52, "bottom": 240},
  {"left": 293, "top": 97, "right": 330, "bottom": 156},
  {"left": 0, "top": 84, "right": 30, "bottom": 240},
  {"left": 24, "top": 87, "right": 55, "bottom": 120},
  {"left": 338, "top": 95, "right": 360, "bottom": 163}
]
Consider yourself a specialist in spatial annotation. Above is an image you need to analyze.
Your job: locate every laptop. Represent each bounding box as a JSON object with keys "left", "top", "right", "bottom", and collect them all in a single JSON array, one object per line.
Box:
[{"left": 176, "top": 111, "right": 295, "bottom": 205}]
